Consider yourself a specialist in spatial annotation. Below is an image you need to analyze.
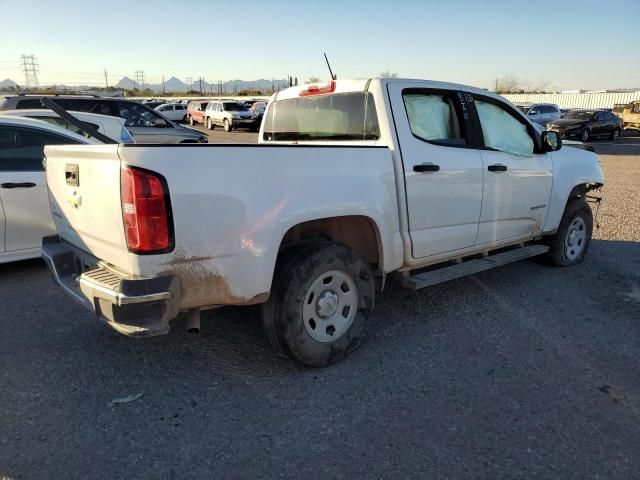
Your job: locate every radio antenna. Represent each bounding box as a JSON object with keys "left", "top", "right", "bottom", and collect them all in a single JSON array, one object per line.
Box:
[{"left": 324, "top": 52, "right": 337, "bottom": 80}]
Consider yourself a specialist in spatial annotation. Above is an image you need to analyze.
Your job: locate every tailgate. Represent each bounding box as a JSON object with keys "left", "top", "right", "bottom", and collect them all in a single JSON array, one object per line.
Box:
[{"left": 44, "top": 144, "right": 130, "bottom": 271}]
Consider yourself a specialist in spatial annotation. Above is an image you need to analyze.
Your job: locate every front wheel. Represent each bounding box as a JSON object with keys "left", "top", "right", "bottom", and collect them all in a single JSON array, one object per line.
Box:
[
  {"left": 580, "top": 129, "right": 590, "bottom": 142},
  {"left": 206, "top": 118, "right": 214, "bottom": 130},
  {"left": 262, "top": 243, "right": 375, "bottom": 367},
  {"left": 189, "top": 116, "right": 194, "bottom": 126},
  {"left": 224, "top": 118, "right": 232, "bottom": 132},
  {"left": 544, "top": 199, "right": 593, "bottom": 267}
]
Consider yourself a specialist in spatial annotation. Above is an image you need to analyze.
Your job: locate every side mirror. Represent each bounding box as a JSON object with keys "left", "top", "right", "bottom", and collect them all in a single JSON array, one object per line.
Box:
[
  {"left": 153, "top": 118, "right": 167, "bottom": 128},
  {"left": 542, "top": 131, "right": 562, "bottom": 151}
]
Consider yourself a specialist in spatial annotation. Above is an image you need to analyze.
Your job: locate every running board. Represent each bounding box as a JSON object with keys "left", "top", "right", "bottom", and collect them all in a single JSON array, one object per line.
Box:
[{"left": 402, "top": 244, "right": 549, "bottom": 290}]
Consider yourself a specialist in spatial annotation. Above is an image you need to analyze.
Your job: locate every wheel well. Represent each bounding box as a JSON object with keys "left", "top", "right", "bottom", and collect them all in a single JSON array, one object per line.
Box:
[
  {"left": 568, "top": 182, "right": 601, "bottom": 203},
  {"left": 278, "top": 216, "right": 382, "bottom": 269}
]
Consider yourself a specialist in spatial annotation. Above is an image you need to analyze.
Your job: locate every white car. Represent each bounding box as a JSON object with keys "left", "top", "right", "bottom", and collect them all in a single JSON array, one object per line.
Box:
[
  {"left": 1, "top": 109, "right": 135, "bottom": 143},
  {"left": 524, "top": 103, "right": 561, "bottom": 126},
  {"left": 42, "top": 78, "right": 603, "bottom": 366},
  {"left": 0, "top": 116, "right": 98, "bottom": 264},
  {"left": 155, "top": 103, "right": 188, "bottom": 122}
]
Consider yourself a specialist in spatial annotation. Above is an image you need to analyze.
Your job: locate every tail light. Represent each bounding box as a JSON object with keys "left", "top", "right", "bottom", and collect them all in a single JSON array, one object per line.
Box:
[
  {"left": 299, "top": 80, "right": 336, "bottom": 96},
  {"left": 121, "top": 166, "right": 173, "bottom": 254}
]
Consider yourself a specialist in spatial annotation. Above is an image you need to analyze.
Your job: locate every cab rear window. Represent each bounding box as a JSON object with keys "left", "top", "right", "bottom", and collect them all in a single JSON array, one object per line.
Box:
[{"left": 263, "top": 92, "right": 380, "bottom": 141}]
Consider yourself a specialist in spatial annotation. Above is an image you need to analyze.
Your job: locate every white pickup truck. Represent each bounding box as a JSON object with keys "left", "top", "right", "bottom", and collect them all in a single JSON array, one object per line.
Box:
[{"left": 42, "top": 78, "right": 604, "bottom": 367}]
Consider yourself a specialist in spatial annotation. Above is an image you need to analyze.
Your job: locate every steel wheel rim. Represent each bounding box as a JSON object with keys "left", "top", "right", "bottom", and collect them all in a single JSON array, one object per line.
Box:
[
  {"left": 302, "top": 270, "right": 358, "bottom": 343},
  {"left": 564, "top": 216, "right": 587, "bottom": 260},
  {"left": 613, "top": 130, "right": 619, "bottom": 140},
  {"left": 581, "top": 130, "right": 589, "bottom": 141}
]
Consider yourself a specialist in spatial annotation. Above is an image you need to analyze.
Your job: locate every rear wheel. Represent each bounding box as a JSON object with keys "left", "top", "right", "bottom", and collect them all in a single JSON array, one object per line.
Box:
[
  {"left": 580, "top": 129, "right": 590, "bottom": 142},
  {"left": 610, "top": 128, "right": 620, "bottom": 141},
  {"left": 544, "top": 199, "right": 593, "bottom": 267},
  {"left": 182, "top": 114, "right": 187, "bottom": 123},
  {"left": 262, "top": 243, "right": 375, "bottom": 367},
  {"left": 189, "top": 116, "right": 194, "bottom": 126},
  {"left": 224, "top": 118, "right": 232, "bottom": 132}
]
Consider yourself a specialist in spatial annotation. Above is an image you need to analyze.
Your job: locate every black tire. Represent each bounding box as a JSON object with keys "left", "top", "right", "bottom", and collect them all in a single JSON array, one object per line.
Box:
[
  {"left": 543, "top": 199, "right": 593, "bottom": 267},
  {"left": 224, "top": 119, "right": 232, "bottom": 132},
  {"left": 206, "top": 117, "right": 214, "bottom": 130},
  {"left": 182, "top": 114, "right": 187, "bottom": 123},
  {"left": 189, "top": 116, "right": 194, "bottom": 126},
  {"left": 610, "top": 128, "right": 620, "bottom": 141},
  {"left": 262, "top": 243, "right": 375, "bottom": 367},
  {"left": 580, "top": 129, "right": 590, "bottom": 142}
]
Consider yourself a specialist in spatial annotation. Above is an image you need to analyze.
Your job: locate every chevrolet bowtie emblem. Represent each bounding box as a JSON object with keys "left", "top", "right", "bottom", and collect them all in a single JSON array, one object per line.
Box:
[{"left": 68, "top": 191, "right": 82, "bottom": 208}]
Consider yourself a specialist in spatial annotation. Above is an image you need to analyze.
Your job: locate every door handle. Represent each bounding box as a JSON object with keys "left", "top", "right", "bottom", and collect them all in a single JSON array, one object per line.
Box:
[
  {"left": 413, "top": 163, "right": 440, "bottom": 173},
  {"left": 487, "top": 164, "right": 508, "bottom": 172},
  {"left": 1, "top": 182, "right": 37, "bottom": 189}
]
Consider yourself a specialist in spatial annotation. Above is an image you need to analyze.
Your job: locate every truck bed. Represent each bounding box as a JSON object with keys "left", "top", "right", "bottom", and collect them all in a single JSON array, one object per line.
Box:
[{"left": 44, "top": 143, "right": 401, "bottom": 310}]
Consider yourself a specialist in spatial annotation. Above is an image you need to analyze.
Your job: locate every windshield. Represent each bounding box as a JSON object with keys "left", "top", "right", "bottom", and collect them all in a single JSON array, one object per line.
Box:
[
  {"left": 223, "top": 102, "right": 248, "bottom": 112},
  {"left": 564, "top": 110, "right": 595, "bottom": 120},
  {"left": 117, "top": 101, "right": 168, "bottom": 127},
  {"left": 263, "top": 91, "right": 380, "bottom": 142}
]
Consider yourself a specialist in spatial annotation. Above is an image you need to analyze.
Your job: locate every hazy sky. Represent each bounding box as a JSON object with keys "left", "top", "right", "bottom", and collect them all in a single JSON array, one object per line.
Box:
[{"left": 1, "top": 0, "right": 639, "bottom": 90}]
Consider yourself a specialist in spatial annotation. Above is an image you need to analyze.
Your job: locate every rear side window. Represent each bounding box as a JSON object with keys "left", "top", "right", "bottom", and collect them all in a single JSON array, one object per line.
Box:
[
  {"left": 0, "top": 126, "right": 77, "bottom": 171},
  {"left": 402, "top": 92, "right": 466, "bottom": 146},
  {"left": 263, "top": 92, "right": 379, "bottom": 141},
  {"left": 475, "top": 99, "right": 534, "bottom": 157}
]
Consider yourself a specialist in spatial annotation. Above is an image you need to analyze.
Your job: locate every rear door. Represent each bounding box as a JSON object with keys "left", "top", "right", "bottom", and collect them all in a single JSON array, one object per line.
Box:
[
  {"left": 388, "top": 84, "right": 484, "bottom": 258},
  {"left": 470, "top": 94, "right": 552, "bottom": 245},
  {"left": 0, "top": 126, "right": 72, "bottom": 252}
]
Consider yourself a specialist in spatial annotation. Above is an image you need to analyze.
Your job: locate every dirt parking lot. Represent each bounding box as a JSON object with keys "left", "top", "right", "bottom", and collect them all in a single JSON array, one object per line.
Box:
[{"left": 1, "top": 133, "right": 639, "bottom": 479}]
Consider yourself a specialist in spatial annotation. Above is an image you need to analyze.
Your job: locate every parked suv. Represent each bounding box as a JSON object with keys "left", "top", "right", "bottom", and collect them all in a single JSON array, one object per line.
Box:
[
  {"left": 0, "top": 95, "right": 207, "bottom": 144},
  {"left": 203, "top": 100, "right": 257, "bottom": 132},
  {"left": 525, "top": 103, "right": 561, "bottom": 125},
  {"left": 186, "top": 101, "right": 209, "bottom": 126}
]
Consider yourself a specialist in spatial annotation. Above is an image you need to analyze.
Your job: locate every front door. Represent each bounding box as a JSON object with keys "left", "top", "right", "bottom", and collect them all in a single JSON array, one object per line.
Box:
[
  {"left": 471, "top": 96, "right": 553, "bottom": 245},
  {"left": 0, "top": 125, "right": 67, "bottom": 253},
  {"left": 388, "top": 84, "right": 484, "bottom": 258}
]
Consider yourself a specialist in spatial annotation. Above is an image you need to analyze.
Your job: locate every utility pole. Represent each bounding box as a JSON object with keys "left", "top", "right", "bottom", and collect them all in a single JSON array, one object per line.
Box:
[
  {"left": 186, "top": 77, "right": 192, "bottom": 91},
  {"left": 199, "top": 77, "right": 203, "bottom": 95},
  {"left": 103, "top": 69, "right": 109, "bottom": 88},
  {"left": 162, "top": 75, "right": 166, "bottom": 95},
  {"left": 20, "top": 55, "right": 39, "bottom": 88}
]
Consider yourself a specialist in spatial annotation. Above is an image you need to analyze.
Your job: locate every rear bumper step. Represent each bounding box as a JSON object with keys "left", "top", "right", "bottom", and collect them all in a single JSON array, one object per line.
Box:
[
  {"left": 402, "top": 244, "right": 549, "bottom": 290},
  {"left": 42, "top": 235, "right": 179, "bottom": 337}
]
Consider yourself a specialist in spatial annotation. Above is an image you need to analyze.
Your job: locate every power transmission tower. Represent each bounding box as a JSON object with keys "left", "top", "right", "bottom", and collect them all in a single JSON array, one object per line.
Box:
[
  {"left": 186, "top": 77, "right": 192, "bottom": 91},
  {"left": 104, "top": 69, "right": 109, "bottom": 88},
  {"left": 20, "top": 55, "right": 39, "bottom": 87},
  {"left": 135, "top": 70, "right": 145, "bottom": 90},
  {"left": 162, "top": 75, "right": 166, "bottom": 95},
  {"left": 199, "top": 77, "right": 204, "bottom": 95}
]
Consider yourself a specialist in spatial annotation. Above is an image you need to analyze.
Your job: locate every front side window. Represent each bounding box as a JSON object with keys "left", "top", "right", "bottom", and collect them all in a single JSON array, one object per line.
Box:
[
  {"left": 403, "top": 92, "right": 466, "bottom": 146},
  {"left": 475, "top": 99, "right": 534, "bottom": 157},
  {"left": 263, "top": 92, "right": 380, "bottom": 142},
  {"left": 0, "top": 126, "right": 76, "bottom": 171}
]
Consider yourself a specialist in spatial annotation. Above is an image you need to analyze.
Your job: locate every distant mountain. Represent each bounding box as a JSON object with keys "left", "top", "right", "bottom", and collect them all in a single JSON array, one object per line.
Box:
[
  {"left": 114, "top": 76, "right": 288, "bottom": 93},
  {"left": 0, "top": 78, "right": 18, "bottom": 89}
]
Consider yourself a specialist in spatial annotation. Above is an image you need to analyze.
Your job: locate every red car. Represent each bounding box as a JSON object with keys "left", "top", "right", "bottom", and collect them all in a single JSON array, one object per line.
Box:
[{"left": 186, "top": 101, "right": 209, "bottom": 126}]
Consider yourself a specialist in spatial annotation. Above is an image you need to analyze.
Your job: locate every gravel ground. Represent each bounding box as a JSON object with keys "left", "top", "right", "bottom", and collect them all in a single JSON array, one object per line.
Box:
[{"left": 1, "top": 133, "right": 639, "bottom": 479}]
